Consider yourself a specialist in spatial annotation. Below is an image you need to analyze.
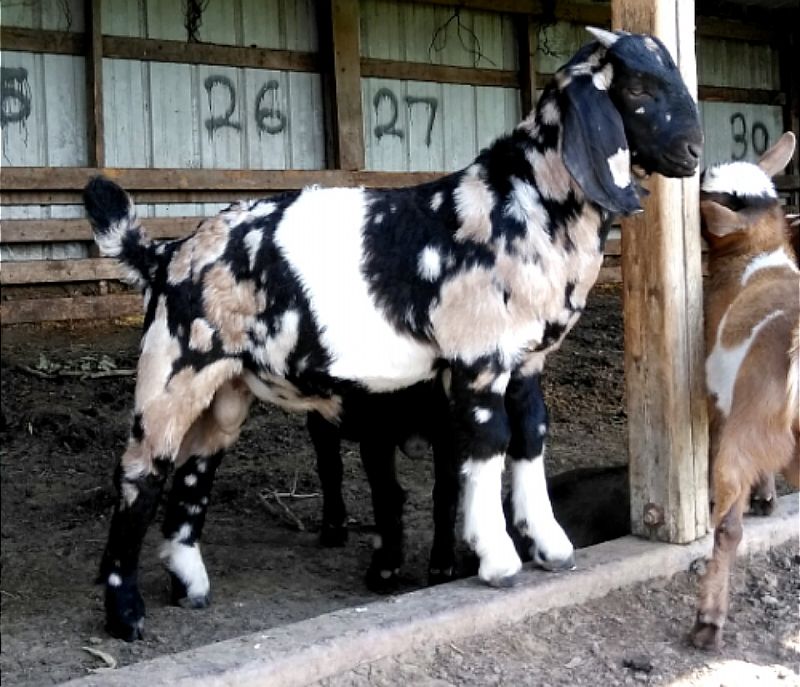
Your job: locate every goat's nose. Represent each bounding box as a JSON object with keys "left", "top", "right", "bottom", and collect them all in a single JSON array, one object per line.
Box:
[{"left": 686, "top": 142, "right": 701, "bottom": 161}]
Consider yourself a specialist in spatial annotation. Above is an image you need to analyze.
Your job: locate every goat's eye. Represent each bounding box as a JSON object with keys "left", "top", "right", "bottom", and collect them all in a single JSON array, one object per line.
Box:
[{"left": 627, "top": 85, "right": 647, "bottom": 97}]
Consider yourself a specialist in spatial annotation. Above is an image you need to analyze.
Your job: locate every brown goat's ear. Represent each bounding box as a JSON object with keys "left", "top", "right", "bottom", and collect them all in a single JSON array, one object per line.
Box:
[
  {"left": 757, "top": 131, "right": 796, "bottom": 178},
  {"left": 700, "top": 199, "right": 746, "bottom": 238}
]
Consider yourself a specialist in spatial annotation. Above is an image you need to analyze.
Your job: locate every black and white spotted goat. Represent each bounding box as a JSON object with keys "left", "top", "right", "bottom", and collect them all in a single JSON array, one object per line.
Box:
[{"left": 85, "top": 27, "right": 702, "bottom": 640}]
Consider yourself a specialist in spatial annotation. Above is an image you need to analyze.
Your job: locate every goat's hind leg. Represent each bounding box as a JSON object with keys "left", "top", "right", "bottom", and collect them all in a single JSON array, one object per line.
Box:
[
  {"left": 360, "top": 435, "right": 406, "bottom": 593},
  {"left": 161, "top": 379, "right": 252, "bottom": 609},
  {"left": 308, "top": 412, "right": 348, "bottom": 547}
]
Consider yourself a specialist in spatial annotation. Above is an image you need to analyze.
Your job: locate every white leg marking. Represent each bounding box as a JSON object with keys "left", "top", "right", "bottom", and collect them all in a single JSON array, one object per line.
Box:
[
  {"left": 462, "top": 455, "right": 521, "bottom": 584},
  {"left": 160, "top": 539, "right": 210, "bottom": 600},
  {"left": 511, "top": 455, "right": 574, "bottom": 569}
]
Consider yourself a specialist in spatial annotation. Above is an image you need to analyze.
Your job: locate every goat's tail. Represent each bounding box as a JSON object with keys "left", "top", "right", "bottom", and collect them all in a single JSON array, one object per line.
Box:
[
  {"left": 83, "top": 175, "right": 154, "bottom": 289},
  {"left": 787, "top": 325, "right": 800, "bottom": 432}
]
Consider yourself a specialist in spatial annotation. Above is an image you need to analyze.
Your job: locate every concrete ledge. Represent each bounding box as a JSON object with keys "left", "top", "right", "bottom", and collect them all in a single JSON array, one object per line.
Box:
[{"left": 64, "top": 494, "right": 798, "bottom": 687}]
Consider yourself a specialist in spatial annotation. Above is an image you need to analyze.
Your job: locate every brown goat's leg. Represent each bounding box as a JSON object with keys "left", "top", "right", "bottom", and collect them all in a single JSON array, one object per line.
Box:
[
  {"left": 691, "top": 483, "right": 746, "bottom": 650},
  {"left": 749, "top": 473, "right": 777, "bottom": 516}
]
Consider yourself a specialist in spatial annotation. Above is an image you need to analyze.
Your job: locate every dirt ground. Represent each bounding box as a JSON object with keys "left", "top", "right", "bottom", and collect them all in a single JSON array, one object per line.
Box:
[
  {"left": 322, "top": 542, "right": 800, "bottom": 687},
  {"left": 0, "top": 284, "right": 792, "bottom": 686}
]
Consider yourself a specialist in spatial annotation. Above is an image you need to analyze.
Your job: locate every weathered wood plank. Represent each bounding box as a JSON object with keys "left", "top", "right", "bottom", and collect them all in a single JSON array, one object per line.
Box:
[
  {"left": 0, "top": 167, "right": 445, "bottom": 192},
  {"left": 1, "top": 258, "right": 126, "bottom": 285},
  {"left": 614, "top": 0, "right": 709, "bottom": 544},
  {"left": 360, "top": 58, "right": 518, "bottom": 88},
  {"left": 0, "top": 218, "right": 201, "bottom": 243},
  {"left": 319, "top": 0, "right": 364, "bottom": 170},
  {"left": 103, "top": 35, "right": 319, "bottom": 72},
  {"left": 698, "top": 86, "right": 785, "bottom": 106},
  {"left": 0, "top": 294, "right": 141, "bottom": 325},
  {"left": 0, "top": 26, "right": 84, "bottom": 54},
  {"left": 85, "top": 0, "right": 104, "bottom": 167},
  {"left": 514, "top": 15, "right": 536, "bottom": 116}
]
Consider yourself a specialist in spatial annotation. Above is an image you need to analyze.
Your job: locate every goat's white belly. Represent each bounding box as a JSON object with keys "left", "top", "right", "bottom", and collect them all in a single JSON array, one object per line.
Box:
[
  {"left": 274, "top": 187, "right": 436, "bottom": 391},
  {"left": 706, "top": 309, "right": 783, "bottom": 417}
]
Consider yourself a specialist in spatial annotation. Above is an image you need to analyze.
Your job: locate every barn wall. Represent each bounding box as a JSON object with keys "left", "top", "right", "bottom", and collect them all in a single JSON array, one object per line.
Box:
[{"left": 1, "top": 0, "right": 797, "bottom": 323}]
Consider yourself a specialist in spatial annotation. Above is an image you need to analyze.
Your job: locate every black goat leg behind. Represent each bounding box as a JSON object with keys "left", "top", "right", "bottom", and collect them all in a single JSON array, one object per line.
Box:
[{"left": 308, "top": 412, "right": 349, "bottom": 546}]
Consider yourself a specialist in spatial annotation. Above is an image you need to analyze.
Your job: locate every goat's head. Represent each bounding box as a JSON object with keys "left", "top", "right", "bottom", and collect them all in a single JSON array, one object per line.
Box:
[
  {"left": 557, "top": 27, "right": 703, "bottom": 215},
  {"left": 699, "top": 131, "right": 796, "bottom": 254}
]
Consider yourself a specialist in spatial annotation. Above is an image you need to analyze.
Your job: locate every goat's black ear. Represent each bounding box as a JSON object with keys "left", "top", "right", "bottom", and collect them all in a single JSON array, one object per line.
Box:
[{"left": 562, "top": 76, "right": 642, "bottom": 215}]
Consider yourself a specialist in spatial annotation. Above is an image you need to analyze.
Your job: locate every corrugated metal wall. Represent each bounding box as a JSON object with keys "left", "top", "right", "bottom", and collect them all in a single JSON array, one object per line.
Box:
[{"left": 360, "top": 0, "right": 520, "bottom": 171}]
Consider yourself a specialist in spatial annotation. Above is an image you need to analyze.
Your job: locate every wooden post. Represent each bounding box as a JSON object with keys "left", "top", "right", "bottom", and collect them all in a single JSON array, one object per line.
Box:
[
  {"left": 317, "top": 0, "right": 364, "bottom": 171},
  {"left": 85, "top": 0, "right": 104, "bottom": 167},
  {"left": 613, "top": 0, "right": 709, "bottom": 543},
  {"left": 514, "top": 14, "right": 537, "bottom": 117}
]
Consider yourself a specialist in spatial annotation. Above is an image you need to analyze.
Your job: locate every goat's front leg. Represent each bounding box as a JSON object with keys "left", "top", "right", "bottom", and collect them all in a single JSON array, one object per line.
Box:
[
  {"left": 691, "top": 499, "right": 745, "bottom": 650},
  {"left": 307, "top": 412, "right": 348, "bottom": 547},
  {"left": 505, "top": 373, "right": 575, "bottom": 571},
  {"left": 451, "top": 362, "right": 521, "bottom": 586},
  {"left": 692, "top": 438, "right": 748, "bottom": 650}
]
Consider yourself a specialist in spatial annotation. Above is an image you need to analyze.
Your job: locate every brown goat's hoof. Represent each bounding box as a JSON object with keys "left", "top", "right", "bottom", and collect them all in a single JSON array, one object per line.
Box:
[
  {"left": 690, "top": 618, "right": 723, "bottom": 650},
  {"left": 749, "top": 496, "right": 776, "bottom": 517}
]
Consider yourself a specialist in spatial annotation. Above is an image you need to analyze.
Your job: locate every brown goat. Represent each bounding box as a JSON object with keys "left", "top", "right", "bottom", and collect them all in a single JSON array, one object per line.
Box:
[{"left": 691, "top": 131, "right": 800, "bottom": 650}]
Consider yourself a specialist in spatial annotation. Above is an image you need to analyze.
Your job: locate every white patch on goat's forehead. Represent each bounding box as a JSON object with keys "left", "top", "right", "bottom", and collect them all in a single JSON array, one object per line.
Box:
[
  {"left": 592, "top": 63, "right": 613, "bottom": 90},
  {"left": 430, "top": 192, "right": 444, "bottom": 211},
  {"left": 702, "top": 161, "right": 777, "bottom": 198},
  {"left": 418, "top": 246, "right": 442, "bottom": 281},
  {"left": 607, "top": 147, "right": 631, "bottom": 188}
]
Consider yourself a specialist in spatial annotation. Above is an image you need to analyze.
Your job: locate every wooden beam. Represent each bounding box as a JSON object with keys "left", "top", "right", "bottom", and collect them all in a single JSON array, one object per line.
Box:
[
  {"left": 0, "top": 167, "right": 444, "bottom": 192},
  {"left": 103, "top": 36, "right": 318, "bottom": 73},
  {"left": 318, "top": 0, "right": 364, "bottom": 171},
  {"left": 0, "top": 258, "right": 125, "bottom": 285},
  {"left": 0, "top": 26, "right": 84, "bottom": 54},
  {"left": 697, "top": 86, "right": 785, "bottom": 106},
  {"left": 0, "top": 217, "right": 202, "bottom": 244},
  {"left": 0, "top": 294, "right": 141, "bottom": 325},
  {"left": 613, "top": 0, "right": 709, "bottom": 544},
  {"left": 514, "top": 14, "right": 537, "bottom": 117},
  {"left": 85, "top": 0, "right": 104, "bottom": 167},
  {"left": 360, "top": 58, "right": 518, "bottom": 88}
]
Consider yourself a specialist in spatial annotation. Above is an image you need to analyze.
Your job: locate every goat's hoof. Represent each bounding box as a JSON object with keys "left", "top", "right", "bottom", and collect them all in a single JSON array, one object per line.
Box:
[
  {"left": 427, "top": 566, "right": 456, "bottom": 586},
  {"left": 104, "top": 582, "right": 146, "bottom": 642},
  {"left": 690, "top": 618, "right": 723, "bottom": 651},
  {"left": 749, "top": 496, "right": 776, "bottom": 517},
  {"left": 365, "top": 565, "right": 401, "bottom": 594},
  {"left": 486, "top": 572, "right": 519, "bottom": 588},
  {"left": 169, "top": 572, "right": 211, "bottom": 609},
  {"left": 319, "top": 523, "right": 348, "bottom": 547},
  {"left": 534, "top": 549, "right": 576, "bottom": 572}
]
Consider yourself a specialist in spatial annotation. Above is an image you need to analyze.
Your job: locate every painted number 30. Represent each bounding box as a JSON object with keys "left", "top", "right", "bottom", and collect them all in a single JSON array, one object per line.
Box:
[{"left": 729, "top": 112, "right": 769, "bottom": 161}]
